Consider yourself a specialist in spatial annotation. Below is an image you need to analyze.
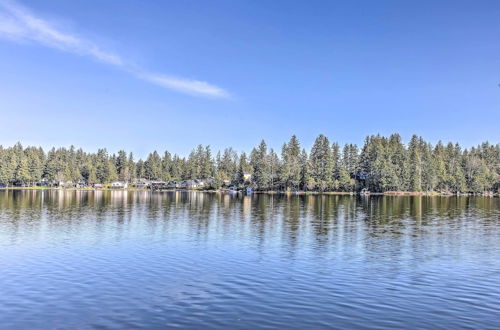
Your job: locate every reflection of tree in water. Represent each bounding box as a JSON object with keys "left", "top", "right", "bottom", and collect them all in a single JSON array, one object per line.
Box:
[{"left": 0, "top": 191, "right": 497, "bottom": 259}]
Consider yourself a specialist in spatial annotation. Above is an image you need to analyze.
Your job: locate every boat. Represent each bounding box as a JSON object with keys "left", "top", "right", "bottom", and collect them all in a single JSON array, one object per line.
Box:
[{"left": 360, "top": 188, "right": 370, "bottom": 195}]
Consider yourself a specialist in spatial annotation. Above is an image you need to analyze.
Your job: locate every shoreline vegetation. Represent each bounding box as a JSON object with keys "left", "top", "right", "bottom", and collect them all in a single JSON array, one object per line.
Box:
[
  {"left": 0, "top": 134, "right": 498, "bottom": 195},
  {"left": 0, "top": 186, "right": 497, "bottom": 197}
]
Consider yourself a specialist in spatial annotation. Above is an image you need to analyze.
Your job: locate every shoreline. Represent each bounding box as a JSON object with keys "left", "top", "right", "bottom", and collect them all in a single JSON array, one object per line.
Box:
[{"left": 0, "top": 187, "right": 497, "bottom": 197}]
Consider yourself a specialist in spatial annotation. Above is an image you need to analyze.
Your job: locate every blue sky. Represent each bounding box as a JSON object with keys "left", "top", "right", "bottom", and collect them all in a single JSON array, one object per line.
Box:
[{"left": 0, "top": 0, "right": 499, "bottom": 157}]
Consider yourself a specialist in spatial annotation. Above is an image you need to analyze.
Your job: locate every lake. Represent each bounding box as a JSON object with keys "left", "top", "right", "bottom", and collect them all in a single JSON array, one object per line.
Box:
[{"left": 0, "top": 190, "right": 499, "bottom": 329}]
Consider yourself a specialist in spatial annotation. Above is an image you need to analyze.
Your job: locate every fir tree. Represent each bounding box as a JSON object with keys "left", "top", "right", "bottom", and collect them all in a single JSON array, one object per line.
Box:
[
  {"left": 309, "top": 134, "right": 334, "bottom": 191},
  {"left": 280, "top": 135, "right": 302, "bottom": 190}
]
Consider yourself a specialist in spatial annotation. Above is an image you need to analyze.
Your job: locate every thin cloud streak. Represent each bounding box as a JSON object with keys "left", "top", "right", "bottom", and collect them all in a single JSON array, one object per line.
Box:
[
  {"left": 0, "top": 1, "right": 124, "bottom": 66},
  {"left": 138, "top": 72, "right": 230, "bottom": 98},
  {"left": 0, "top": 1, "right": 229, "bottom": 98}
]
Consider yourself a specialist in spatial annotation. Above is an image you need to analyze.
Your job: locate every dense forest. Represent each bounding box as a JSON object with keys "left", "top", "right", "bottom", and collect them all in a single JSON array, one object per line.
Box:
[{"left": 0, "top": 134, "right": 498, "bottom": 193}]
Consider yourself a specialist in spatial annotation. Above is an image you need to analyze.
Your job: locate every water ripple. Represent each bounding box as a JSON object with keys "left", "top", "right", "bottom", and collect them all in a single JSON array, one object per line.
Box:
[{"left": 0, "top": 191, "right": 499, "bottom": 329}]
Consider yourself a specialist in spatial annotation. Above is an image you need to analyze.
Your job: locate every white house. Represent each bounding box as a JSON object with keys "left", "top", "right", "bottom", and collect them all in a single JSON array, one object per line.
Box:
[{"left": 111, "top": 181, "right": 128, "bottom": 189}]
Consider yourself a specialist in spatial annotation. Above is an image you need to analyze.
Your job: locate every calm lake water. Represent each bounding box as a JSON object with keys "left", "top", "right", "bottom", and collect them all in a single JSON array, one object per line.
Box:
[{"left": 0, "top": 190, "right": 499, "bottom": 329}]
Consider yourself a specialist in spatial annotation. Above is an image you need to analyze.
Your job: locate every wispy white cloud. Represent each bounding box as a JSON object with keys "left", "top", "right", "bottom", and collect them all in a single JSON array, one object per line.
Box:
[
  {"left": 0, "top": 1, "right": 124, "bottom": 66},
  {"left": 0, "top": 1, "right": 229, "bottom": 98},
  {"left": 138, "top": 73, "right": 230, "bottom": 98}
]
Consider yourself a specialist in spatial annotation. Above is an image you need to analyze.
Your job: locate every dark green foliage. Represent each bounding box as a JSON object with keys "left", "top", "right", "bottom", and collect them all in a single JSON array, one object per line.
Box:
[
  {"left": 0, "top": 135, "right": 498, "bottom": 192},
  {"left": 309, "top": 134, "right": 334, "bottom": 191},
  {"left": 281, "top": 135, "right": 302, "bottom": 190},
  {"left": 250, "top": 140, "right": 272, "bottom": 189},
  {"left": 144, "top": 151, "right": 162, "bottom": 180}
]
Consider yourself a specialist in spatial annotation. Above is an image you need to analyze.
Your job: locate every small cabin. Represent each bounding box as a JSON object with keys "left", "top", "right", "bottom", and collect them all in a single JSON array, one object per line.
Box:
[
  {"left": 111, "top": 181, "right": 128, "bottom": 189},
  {"left": 76, "top": 179, "right": 87, "bottom": 188},
  {"left": 134, "top": 181, "right": 149, "bottom": 188},
  {"left": 58, "top": 181, "right": 75, "bottom": 188},
  {"left": 167, "top": 181, "right": 179, "bottom": 188},
  {"left": 182, "top": 180, "right": 200, "bottom": 189},
  {"left": 150, "top": 181, "right": 169, "bottom": 190}
]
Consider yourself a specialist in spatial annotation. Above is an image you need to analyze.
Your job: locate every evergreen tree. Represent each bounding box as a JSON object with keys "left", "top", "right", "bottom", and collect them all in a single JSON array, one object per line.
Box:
[
  {"left": 331, "top": 142, "right": 341, "bottom": 190},
  {"left": 145, "top": 151, "right": 162, "bottom": 180},
  {"left": 217, "top": 148, "right": 239, "bottom": 183},
  {"left": 116, "top": 150, "right": 129, "bottom": 181},
  {"left": 280, "top": 135, "right": 302, "bottom": 190},
  {"left": 201, "top": 146, "right": 214, "bottom": 179},
  {"left": 268, "top": 148, "right": 280, "bottom": 190},
  {"left": 170, "top": 155, "right": 183, "bottom": 181},
  {"left": 0, "top": 136, "right": 495, "bottom": 192},
  {"left": 161, "top": 151, "right": 172, "bottom": 181},
  {"left": 296, "top": 149, "right": 311, "bottom": 190},
  {"left": 237, "top": 152, "right": 253, "bottom": 185},
  {"left": 309, "top": 134, "right": 334, "bottom": 191},
  {"left": 128, "top": 153, "right": 136, "bottom": 182},
  {"left": 0, "top": 147, "right": 16, "bottom": 185},
  {"left": 25, "top": 147, "right": 43, "bottom": 185},
  {"left": 95, "top": 149, "right": 110, "bottom": 183},
  {"left": 15, "top": 151, "right": 30, "bottom": 185},
  {"left": 445, "top": 143, "right": 466, "bottom": 192},
  {"left": 407, "top": 135, "right": 423, "bottom": 192},
  {"left": 251, "top": 140, "right": 271, "bottom": 189}
]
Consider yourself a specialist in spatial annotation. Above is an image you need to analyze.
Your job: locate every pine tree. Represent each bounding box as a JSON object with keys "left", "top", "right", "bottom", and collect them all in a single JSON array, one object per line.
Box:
[
  {"left": 107, "top": 160, "right": 118, "bottom": 182},
  {"left": 95, "top": 149, "right": 110, "bottom": 183},
  {"left": 145, "top": 151, "right": 162, "bottom": 180},
  {"left": 338, "top": 166, "right": 353, "bottom": 191},
  {"left": 299, "top": 148, "right": 313, "bottom": 190},
  {"left": 237, "top": 152, "right": 253, "bottom": 185},
  {"left": 331, "top": 142, "right": 341, "bottom": 190},
  {"left": 407, "top": 135, "right": 422, "bottom": 192},
  {"left": 116, "top": 150, "right": 129, "bottom": 181},
  {"left": 280, "top": 135, "right": 302, "bottom": 190},
  {"left": 0, "top": 148, "right": 16, "bottom": 185},
  {"left": 268, "top": 148, "right": 280, "bottom": 190},
  {"left": 170, "top": 155, "right": 183, "bottom": 181},
  {"left": 217, "top": 148, "right": 239, "bottom": 183},
  {"left": 161, "top": 151, "right": 172, "bottom": 182},
  {"left": 309, "top": 134, "right": 334, "bottom": 191},
  {"left": 251, "top": 140, "right": 271, "bottom": 189},
  {"left": 15, "top": 153, "right": 30, "bottom": 185},
  {"left": 26, "top": 147, "right": 43, "bottom": 185},
  {"left": 0, "top": 136, "right": 495, "bottom": 192},
  {"left": 445, "top": 143, "right": 466, "bottom": 193},
  {"left": 201, "top": 146, "right": 214, "bottom": 179}
]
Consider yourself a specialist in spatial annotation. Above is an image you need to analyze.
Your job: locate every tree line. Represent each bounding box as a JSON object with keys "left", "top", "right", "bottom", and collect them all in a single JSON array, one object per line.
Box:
[{"left": 0, "top": 134, "right": 498, "bottom": 193}]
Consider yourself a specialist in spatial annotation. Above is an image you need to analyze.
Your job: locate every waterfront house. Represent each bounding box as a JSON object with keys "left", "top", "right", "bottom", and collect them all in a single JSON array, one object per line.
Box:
[
  {"left": 167, "top": 181, "right": 180, "bottom": 188},
  {"left": 58, "top": 181, "right": 75, "bottom": 188},
  {"left": 76, "top": 179, "right": 87, "bottom": 188},
  {"left": 133, "top": 182, "right": 149, "bottom": 188},
  {"left": 242, "top": 172, "right": 252, "bottom": 183},
  {"left": 111, "top": 181, "right": 128, "bottom": 189},
  {"left": 150, "top": 181, "right": 169, "bottom": 190},
  {"left": 133, "top": 178, "right": 152, "bottom": 188},
  {"left": 202, "top": 178, "right": 215, "bottom": 186},
  {"left": 181, "top": 180, "right": 200, "bottom": 189},
  {"left": 37, "top": 178, "right": 53, "bottom": 187}
]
